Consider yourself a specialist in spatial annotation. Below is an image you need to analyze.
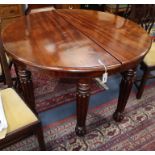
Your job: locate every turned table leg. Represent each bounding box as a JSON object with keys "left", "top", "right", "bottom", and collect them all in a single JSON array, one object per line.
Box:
[
  {"left": 75, "top": 79, "right": 90, "bottom": 136},
  {"left": 15, "top": 63, "right": 36, "bottom": 113},
  {"left": 113, "top": 68, "right": 136, "bottom": 122}
]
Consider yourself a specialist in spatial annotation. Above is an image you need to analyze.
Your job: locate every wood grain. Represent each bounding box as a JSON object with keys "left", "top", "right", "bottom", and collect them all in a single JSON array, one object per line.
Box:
[
  {"left": 2, "top": 11, "right": 122, "bottom": 77},
  {"left": 56, "top": 9, "right": 152, "bottom": 66},
  {"left": 2, "top": 10, "right": 151, "bottom": 77}
]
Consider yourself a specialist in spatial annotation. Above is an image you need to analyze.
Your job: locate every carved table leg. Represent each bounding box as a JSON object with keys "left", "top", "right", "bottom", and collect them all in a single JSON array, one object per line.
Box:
[
  {"left": 15, "top": 63, "right": 36, "bottom": 113},
  {"left": 113, "top": 68, "right": 136, "bottom": 122},
  {"left": 75, "top": 79, "right": 90, "bottom": 137}
]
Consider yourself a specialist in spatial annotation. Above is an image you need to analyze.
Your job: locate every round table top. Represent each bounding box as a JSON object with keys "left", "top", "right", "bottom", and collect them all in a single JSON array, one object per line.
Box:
[{"left": 2, "top": 9, "right": 152, "bottom": 75}]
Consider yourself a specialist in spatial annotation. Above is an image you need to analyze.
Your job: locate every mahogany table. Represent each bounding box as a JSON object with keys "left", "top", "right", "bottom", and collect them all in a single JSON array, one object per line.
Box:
[{"left": 1, "top": 10, "right": 152, "bottom": 136}]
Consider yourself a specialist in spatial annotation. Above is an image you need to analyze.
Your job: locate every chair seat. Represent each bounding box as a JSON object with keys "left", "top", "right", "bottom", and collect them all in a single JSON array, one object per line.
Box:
[
  {"left": 144, "top": 42, "right": 155, "bottom": 67},
  {"left": 0, "top": 88, "right": 38, "bottom": 139}
]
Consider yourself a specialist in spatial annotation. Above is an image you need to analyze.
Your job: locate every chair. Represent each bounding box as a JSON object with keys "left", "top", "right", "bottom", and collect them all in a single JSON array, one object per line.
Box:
[
  {"left": 127, "top": 5, "right": 155, "bottom": 99},
  {"left": 0, "top": 35, "right": 46, "bottom": 150},
  {"left": 113, "top": 4, "right": 131, "bottom": 17},
  {"left": 0, "top": 19, "right": 12, "bottom": 85}
]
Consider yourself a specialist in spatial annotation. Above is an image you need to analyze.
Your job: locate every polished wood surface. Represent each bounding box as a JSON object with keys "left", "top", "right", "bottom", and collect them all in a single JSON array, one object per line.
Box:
[
  {"left": 0, "top": 4, "right": 24, "bottom": 31},
  {"left": 1, "top": 10, "right": 152, "bottom": 136},
  {"left": 113, "top": 68, "right": 136, "bottom": 122},
  {"left": 56, "top": 9, "right": 151, "bottom": 65},
  {"left": 0, "top": 4, "right": 23, "bottom": 18},
  {"left": 76, "top": 79, "right": 91, "bottom": 136},
  {"left": 2, "top": 10, "right": 151, "bottom": 76}
]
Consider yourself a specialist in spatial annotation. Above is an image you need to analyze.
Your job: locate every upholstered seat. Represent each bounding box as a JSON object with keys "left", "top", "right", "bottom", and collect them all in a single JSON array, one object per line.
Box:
[
  {"left": 143, "top": 42, "right": 155, "bottom": 67},
  {"left": 0, "top": 88, "right": 38, "bottom": 139}
]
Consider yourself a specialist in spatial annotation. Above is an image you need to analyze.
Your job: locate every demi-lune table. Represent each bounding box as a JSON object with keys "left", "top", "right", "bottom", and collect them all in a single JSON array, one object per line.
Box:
[{"left": 1, "top": 9, "right": 152, "bottom": 136}]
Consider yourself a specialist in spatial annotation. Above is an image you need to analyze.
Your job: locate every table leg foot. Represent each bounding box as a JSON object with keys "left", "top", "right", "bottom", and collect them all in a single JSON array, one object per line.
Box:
[
  {"left": 75, "top": 125, "right": 86, "bottom": 137},
  {"left": 113, "top": 111, "right": 124, "bottom": 122}
]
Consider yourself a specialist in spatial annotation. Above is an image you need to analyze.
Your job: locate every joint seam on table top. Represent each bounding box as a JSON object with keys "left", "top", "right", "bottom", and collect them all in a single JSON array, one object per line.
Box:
[{"left": 54, "top": 10, "right": 123, "bottom": 66}]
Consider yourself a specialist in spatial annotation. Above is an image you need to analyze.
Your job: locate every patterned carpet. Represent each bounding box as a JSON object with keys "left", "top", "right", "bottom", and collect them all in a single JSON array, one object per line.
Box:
[
  {"left": 31, "top": 70, "right": 104, "bottom": 112},
  {"left": 3, "top": 79, "right": 155, "bottom": 150}
]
